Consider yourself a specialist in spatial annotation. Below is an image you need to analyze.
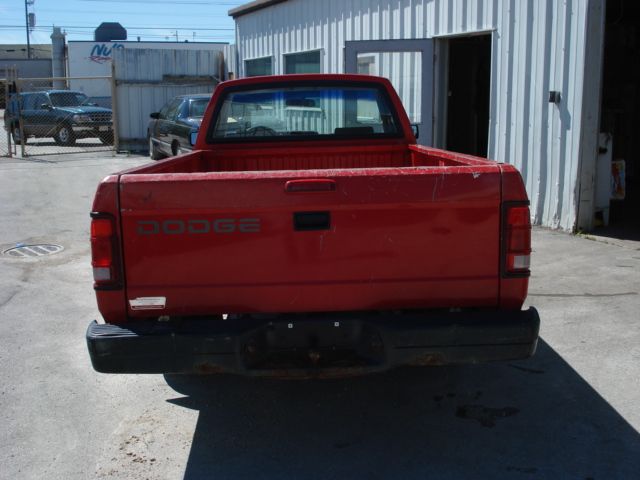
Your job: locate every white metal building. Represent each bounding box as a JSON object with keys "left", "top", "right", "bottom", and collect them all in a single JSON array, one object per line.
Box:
[
  {"left": 230, "top": 0, "right": 639, "bottom": 234},
  {"left": 67, "top": 40, "right": 231, "bottom": 99},
  {"left": 111, "top": 48, "right": 225, "bottom": 151},
  {"left": 67, "top": 41, "right": 230, "bottom": 78}
]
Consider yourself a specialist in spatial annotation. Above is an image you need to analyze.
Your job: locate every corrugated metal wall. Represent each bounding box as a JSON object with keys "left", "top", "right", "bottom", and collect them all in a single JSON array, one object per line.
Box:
[
  {"left": 112, "top": 48, "right": 223, "bottom": 150},
  {"left": 223, "top": 44, "right": 238, "bottom": 77},
  {"left": 0, "top": 59, "right": 52, "bottom": 79},
  {"left": 235, "top": 0, "right": 603, "bottom": 231}
]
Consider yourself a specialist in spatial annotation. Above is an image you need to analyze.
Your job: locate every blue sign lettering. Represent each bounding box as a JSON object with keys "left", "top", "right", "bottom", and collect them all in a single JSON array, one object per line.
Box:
[{"left": 89, "top": 43, "right": 124, "bottom": 64}]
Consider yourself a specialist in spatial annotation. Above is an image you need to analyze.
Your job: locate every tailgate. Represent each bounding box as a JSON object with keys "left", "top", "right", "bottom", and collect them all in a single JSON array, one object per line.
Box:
[{"left": 119, "top": 167, "right": 502, "bottom": 316}]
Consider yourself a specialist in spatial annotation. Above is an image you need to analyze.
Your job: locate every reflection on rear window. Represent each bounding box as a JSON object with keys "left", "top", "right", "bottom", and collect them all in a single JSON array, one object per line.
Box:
[
  {"left": 211, "top": 85, "right": 400, "bottom": 140},
  {"left": 189, "top": 99, "right": 209, "bottom": 117}
]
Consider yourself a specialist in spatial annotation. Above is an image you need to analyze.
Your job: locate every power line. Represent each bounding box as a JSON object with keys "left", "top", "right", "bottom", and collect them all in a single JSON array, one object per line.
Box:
[
  {"left": 0, "top": 24, "right": 233, "bottom": 31},
  {"left": 0, "top": 46, "right": 51, "bottom": 51},
  {"left": 17, "top": 8, "right": 238, "bottom": 17},
  {"left": 0, "top": 26, "right": 233, "bottom": 41},
  {"left": 79, "top": 0, "right": 244, "bottom": 4}
]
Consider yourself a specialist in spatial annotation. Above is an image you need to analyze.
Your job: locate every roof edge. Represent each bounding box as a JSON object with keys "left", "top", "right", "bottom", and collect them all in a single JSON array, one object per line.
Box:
[{"left": 229, "top": 0, "right": 288, "bottom": 18}]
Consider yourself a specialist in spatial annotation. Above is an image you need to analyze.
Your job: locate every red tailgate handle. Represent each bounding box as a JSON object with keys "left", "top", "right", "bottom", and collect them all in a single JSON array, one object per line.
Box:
[{"left": 285, "top": 179, "right": 336, "bottom": 193}]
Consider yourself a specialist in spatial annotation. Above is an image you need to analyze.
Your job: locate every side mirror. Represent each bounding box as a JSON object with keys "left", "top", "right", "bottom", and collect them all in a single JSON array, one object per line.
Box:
[
  {"left": 150, "top": 112, "right": 160, "bottom": 119},
  {"left": 189, "top": 131, "right": 198, "bottom": 146},
  {"left": 41, "top": 103, "right": 52, "bottom": 110},
  {"left": 411, "top": 124, "right": 420, "bottom": 139}
]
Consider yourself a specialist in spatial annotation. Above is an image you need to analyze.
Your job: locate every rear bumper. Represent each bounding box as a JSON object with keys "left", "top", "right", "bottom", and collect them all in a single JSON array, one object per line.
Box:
[{"left": 86, "top": 308, "right": 540, "bottom": 377}]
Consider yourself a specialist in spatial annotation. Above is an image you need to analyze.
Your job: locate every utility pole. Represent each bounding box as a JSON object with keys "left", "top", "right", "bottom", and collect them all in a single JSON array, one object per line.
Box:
[{"left": 24, "top": 0, "right": 31, "bottom": 59}]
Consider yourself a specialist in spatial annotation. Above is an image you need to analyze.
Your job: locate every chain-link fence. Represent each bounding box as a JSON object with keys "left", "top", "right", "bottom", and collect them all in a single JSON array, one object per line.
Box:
[
  {"left": 4, "top": 76, "right": 115, "bottom": 157},
  {"left": 1, "top": 71, "right": 17, "bottom": 157},
  {"left": 0, "top": 112, "right": 11, "bottom": 157}
]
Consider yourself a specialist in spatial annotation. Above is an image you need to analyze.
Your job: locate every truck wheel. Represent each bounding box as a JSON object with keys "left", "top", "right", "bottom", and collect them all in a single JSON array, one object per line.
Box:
[
  {"left": 149, "top": 136, "right": 163, "bottom": 160},
  {"left": 54, "top": 125, "right": 76, "bottom": 146},
  {"left": 11, "top": 124, "right": 26, "bottom": 144}
]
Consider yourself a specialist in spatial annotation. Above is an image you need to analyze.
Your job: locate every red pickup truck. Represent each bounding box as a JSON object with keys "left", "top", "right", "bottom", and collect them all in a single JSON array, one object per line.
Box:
[{"left": 86, "top": 74, "right": 539, "bottom": 377}]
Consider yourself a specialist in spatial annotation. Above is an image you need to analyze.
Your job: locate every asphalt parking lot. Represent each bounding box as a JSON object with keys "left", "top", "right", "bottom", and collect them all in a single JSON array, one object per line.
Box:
[{"left": 0, "top": 151, "right": 639, "bottom": 479}]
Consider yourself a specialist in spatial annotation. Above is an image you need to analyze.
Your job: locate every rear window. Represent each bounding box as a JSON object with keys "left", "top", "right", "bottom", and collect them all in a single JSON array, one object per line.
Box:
[
  {"left": 49, "top": 92, "right": 89, "bottom": 107},
  {"left": 189, "top": 98, "right": 209, "bottom": 117},
  {"left": 209, "top": 84, "right": 401, "bottom": 141}
]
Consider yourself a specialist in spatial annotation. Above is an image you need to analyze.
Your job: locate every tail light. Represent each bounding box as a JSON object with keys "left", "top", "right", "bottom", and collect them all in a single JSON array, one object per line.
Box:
[
  {"left": 90, "top": 213, "right": 122, "bottom": 289},
  {"left": 502, "top": 203, "right": 531, "bottom": 276}
]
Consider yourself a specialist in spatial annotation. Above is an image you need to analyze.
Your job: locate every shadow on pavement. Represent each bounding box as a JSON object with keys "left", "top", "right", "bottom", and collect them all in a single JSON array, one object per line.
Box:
[
  {"left": 592, "top": 224, "right": 640, "bottom": 243},
  {"left": 23, "top": 141, "right": 106, "bottom": 147},
  {"left": 165, "top": 340, "right": 640, "bottom": 479},
  {"left": 592, "top": 181, "right": 640, "bottom": 241},
  {"left": 17, "top": 140, "right": 113, "bottom": 159}
]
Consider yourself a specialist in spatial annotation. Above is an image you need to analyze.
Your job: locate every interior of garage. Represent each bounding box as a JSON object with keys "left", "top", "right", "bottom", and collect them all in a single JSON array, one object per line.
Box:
[
  {"left": 596, "top": 0, "right": 640, "bottom": 238},
  {"left": 445, "top": 35, "right": 491, "bottom": 158}
]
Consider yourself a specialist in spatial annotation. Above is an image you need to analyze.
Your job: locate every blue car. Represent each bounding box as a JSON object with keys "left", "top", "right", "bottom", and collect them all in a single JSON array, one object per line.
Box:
[{"left": 147, "top": 93, "right": 212, "bottom": 159}]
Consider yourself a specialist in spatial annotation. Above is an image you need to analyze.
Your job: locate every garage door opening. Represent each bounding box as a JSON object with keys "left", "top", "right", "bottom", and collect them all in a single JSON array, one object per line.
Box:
[
  {"left": 445, "top": 35, "right": 491, "bottom": 158},
  {"left": 596, "top": 0, "right": 640, "bottom": 239}
]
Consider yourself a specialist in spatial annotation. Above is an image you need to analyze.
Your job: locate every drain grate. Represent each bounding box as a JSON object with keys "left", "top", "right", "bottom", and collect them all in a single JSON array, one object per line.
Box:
[{"left": 3, "top": 244, "right": 64, "bottom": 258}]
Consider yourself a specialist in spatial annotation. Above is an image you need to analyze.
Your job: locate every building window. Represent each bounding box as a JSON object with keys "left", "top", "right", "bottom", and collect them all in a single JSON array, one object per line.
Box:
[
  {"left": 284, "top": 50, "right": 321, "bottom": 74},
  {"left": 245, "top": 57, "right": 273, "bottom": 77},
  {"left": 357, "top": 55, "right": 376, "bottom": 75}
]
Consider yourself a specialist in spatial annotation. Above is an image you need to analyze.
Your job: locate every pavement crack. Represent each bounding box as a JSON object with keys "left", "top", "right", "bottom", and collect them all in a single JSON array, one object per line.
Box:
[
  {"left": 16, "top": 157, "right": 58, "bottom": 164},
  {"left": 455, "top": 404, "right": 519, "bottom": 428},
  {"left": 0, "top": 290, "right": 20, "bottom": 309},
  {"left": 528, "top": 292, "right": 638, "bottom": 298},
  {"left": 506, "top": 466, "right": 539, "bottom": 475},
  {"left": 508, "top": 364, "right": 545, "bottom": 374}
]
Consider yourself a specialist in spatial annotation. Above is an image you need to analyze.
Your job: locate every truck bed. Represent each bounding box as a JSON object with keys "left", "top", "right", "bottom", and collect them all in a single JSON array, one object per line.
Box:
[
  {"left": 121, "top": 142, "right": 494, "bottom": 174},
  {"left": 116, "top": 143, "right": 504, "bottom": 318}
]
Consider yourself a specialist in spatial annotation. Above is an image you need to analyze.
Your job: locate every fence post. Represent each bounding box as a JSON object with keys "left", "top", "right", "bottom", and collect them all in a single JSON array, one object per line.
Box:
[
  {"left": 3, "top": 78, "right": 11, "bottom": 157},
  {"left": 110, "top": 62, "right": 119, "bottom": 153},
  {"left": 16, "top": 79, "right": 26, "bottom": 157}
]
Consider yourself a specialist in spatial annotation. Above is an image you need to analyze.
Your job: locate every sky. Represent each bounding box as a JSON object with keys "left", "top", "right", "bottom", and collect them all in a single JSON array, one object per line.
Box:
[{"left": 0, "top": 0, "right": 246, "bottom": 45}]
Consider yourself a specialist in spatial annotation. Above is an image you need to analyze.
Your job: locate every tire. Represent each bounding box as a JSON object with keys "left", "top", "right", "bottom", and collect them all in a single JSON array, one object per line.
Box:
[
  {"left": 149, "top": 135, "right": 163, "bottom": 160},
  {"left": 11, "top": 124, "right": 26, "bottom": 144},
  {"left": 53, "top": 125, "right": 76, "bottom": 146}
]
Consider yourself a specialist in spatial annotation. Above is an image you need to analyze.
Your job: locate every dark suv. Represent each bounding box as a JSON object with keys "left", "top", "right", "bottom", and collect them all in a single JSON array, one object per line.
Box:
[{"left": 3, "top": 90, "right": 113, "bottom": 146}]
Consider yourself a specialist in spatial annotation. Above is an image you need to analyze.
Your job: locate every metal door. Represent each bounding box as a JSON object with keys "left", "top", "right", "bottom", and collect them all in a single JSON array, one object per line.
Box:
[{"left": 345, "top": 39, "right": 434, "bottom": 146}]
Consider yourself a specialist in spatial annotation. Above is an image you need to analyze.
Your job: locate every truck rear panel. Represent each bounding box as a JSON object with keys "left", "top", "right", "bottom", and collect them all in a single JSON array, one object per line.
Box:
[{"left": 116, "top": 146, "right": 503, "bottom": 317}]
